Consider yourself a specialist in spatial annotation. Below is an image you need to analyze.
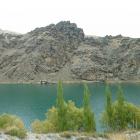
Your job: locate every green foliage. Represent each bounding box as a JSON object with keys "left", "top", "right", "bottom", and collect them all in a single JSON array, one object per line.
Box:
[
  {"left": 0, "top": 114, "right": 26, "bottom": 138},
  {"left": 31, "top": 120, "right": 44, "bottom": 133},
  {"left": 114, "top": 86, "right": 127, "bottom": 130},
  {"left": 56, "top": 80, "right": 67, "bottom": 131},
  {"left": 1, "top": 82, "right": 140, "bottom": 136},
  {"left": 125, "top": 103, "right": 140, "bottom": 129},
  {"left": 47, "top": 100, "right": 84, "bottom": 131},
  {"left": 32, "top": 101, "right": 84, "bottom": 133},
  {"left": 32, "top": 82, "right": 140, "bottom": 133},
  {"left": 46, "top": 106, "right": 58, "bottom": 129},
  {"left": 104, "top": 85, "right": 114, "bottom": 130},
  {"left": 32, "top": 82, "right": 96, "bottom": 133},
  {"left": 101, "top": 86, "right": 140, "bottom": 131},
  {"left": 65, "top": 101, "right": 84, "bottom": 131},
  {"left": 83, "top": 84, "right": 96, "bottom": 132},
  {"left": 5, "top": 127, "right": 26, "bottom": 139},
  {"left": 31, "top": 119, "right": 56, "bottom": 133}
]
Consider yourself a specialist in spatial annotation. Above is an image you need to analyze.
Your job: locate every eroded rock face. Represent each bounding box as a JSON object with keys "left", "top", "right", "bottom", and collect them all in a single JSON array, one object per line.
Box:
[
  {"left": 70, "top": 36, "right": 140, "bottom": 81},
  {"left": 0, "top": 21, "right": 139, "bottom": 83}
]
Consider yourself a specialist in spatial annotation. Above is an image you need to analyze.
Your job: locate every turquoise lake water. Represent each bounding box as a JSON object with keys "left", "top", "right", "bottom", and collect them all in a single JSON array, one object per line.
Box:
[{"left": 0, "top": 83, "right": 139, "bottom": 131}]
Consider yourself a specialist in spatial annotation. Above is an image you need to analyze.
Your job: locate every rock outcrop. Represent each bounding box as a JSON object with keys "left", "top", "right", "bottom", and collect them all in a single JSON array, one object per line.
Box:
[{"left": 0, "top": 21, "right": 139, "bottom": 83}]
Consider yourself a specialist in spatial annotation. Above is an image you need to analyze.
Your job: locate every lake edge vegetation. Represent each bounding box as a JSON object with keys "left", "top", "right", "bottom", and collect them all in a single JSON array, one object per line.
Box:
[
  {"left": 0, "top": 81, "right": 140, "bottom": 138},
  {"left": 31, "top": 81, "right": 96, "bottom": 133},
  {"left": 101, "top": 85, "right": 140, "bottom": 131}
]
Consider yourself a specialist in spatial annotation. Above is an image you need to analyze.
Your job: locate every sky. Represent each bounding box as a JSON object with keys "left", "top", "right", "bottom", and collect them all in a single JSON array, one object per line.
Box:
[{"left": 0, "top": 0, "right": 140, "bottom": 37}]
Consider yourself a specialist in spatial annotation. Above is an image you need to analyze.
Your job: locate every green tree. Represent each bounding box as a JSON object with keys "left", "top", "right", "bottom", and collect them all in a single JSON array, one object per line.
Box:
[
  {"left": 83, "top": 84, "right": 96, "bottom": 132},
  {"left": 64, "top": 101, "right": 84, "bottom": 131},
  {"left": 56, "top": 80, "right": 67, "bottom": 131},
  {"left": 105, "top": 85, "right": 114, "bottom": 130},
  {"left": 114, "top": 86, "right": 127, "bottom": 130},
  {"left": 101, "top": 85, "right": 140, "bottom": 131}
]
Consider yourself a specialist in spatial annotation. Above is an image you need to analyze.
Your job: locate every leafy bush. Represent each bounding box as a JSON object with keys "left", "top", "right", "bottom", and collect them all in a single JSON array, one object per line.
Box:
[
  {"left": 32, "top": 82, "right": 96, "bottom": 133},
  {"left": 0, "top": 114, "right": 26, "bottom": 138},
  {"left": 64, "top": 100, "right": 84, "bottom": 131},
  {"left": 31, "top": 119, "right": 56, "bottom": 133},
  {"left": 32, "top": 101, "right": 84, "bottom": 133},
  {"left": 126, "top": 103, "right": 140, "bottom": 129},
  {"left": 5, "top": 126, "right": 26, "bottom": 139},
  {"left": 101, "top": 86, "right": 140, "bottom": 131}
]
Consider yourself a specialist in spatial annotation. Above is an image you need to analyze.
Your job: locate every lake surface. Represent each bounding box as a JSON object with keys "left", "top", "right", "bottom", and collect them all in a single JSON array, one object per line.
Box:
[{"left": 0, "top": 83, "right": 139, "bottom": 131}]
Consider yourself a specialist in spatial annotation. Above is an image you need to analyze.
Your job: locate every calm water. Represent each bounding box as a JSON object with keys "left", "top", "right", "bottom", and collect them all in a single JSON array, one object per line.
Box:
[{"left": 0, "top": 83, "right": 139, "bottom": 131}]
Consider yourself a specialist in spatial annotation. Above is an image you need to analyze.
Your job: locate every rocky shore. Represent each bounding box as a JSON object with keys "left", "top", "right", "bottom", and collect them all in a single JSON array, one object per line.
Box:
[
  {"left": 0, "top": 133, "right": 106, "bottom": 140},
  {"left": 0, "top": 131, "right": 140, "bottom": 140},
  {"left": 0, "top": 21, "right": 140, "bottom": 83}
]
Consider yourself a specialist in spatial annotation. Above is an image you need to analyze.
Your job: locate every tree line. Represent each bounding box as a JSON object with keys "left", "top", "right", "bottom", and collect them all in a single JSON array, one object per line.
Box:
[
  {"left": 0, "top": 81, "right": 140, "bottom": 138},
  {"left": 32, "top": 81, "right": 140, "bottom": 133}
]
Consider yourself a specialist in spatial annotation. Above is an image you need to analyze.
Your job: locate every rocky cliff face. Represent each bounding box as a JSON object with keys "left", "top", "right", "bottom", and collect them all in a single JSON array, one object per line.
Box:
[{"left": 0, "top": 21, "right": 139, "bottom": 83}]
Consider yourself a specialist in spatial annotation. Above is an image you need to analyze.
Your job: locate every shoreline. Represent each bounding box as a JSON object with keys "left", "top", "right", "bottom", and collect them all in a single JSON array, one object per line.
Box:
[
  {"left": 0, "top": 80, "right": 139, "bottom": 84},
  {"left": 0, "top": 131, "right": 140, "bottom": 140}
]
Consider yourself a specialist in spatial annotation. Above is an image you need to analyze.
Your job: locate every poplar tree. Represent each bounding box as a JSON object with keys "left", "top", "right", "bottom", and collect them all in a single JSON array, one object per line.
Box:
[
  {"left": 56, "top": 80, "right": 67, "bottom": 131},
  {"left": 83, "top": 84, "right": 96, "bottom": 132},
  {"left": 115, "top": 86, "right": 127, "bottom": 130},
  {"left": 105, "top": 85, "right": 114, "bottom": 129}
]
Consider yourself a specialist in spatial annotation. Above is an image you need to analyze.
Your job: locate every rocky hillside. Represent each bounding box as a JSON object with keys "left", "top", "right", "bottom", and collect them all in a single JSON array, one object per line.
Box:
[{"left": 0, "top": 21, "right": 140, "bottom": 83}]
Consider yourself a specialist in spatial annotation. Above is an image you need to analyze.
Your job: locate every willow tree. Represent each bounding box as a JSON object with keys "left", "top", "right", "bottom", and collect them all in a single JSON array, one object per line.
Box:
[
  {"left": 83, "top": 84, "right": 96, "bottom": 132},
  {"left": 56, "top": 80, "right": 67, "bottom": 131}
]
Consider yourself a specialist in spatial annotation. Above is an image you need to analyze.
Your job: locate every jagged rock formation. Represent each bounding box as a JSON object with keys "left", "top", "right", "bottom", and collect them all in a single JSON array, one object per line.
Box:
[{"left": 0, "top": 21, "right": 139, "bottom": 83}]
